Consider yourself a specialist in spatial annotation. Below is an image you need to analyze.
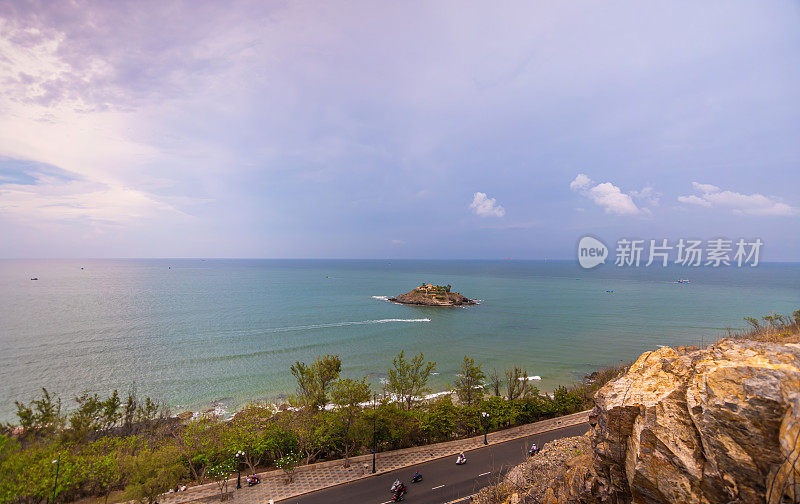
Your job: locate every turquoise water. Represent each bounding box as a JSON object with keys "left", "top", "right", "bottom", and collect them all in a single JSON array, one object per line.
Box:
[{"left": 1, "top": 259, "right": 798, "bottom": 423}]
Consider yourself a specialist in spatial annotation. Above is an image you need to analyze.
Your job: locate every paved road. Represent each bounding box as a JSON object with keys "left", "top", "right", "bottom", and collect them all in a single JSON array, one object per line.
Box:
[{"left": 279, "top": 422, "right": 588, "bottom": 504}]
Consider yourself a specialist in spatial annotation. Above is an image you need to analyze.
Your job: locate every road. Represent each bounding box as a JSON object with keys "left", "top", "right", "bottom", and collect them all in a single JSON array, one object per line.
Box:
[{"left": 279, "top": 422, "right": 589, "bottom": 504}]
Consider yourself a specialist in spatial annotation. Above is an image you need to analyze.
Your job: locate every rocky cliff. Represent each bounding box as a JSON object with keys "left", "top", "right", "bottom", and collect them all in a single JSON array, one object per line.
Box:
[
  {"left": 564, "top": 339, "right": 799, "bottom": 504},
  {"left": 480, "top": 338, "right": 800, "bottom": 504}
]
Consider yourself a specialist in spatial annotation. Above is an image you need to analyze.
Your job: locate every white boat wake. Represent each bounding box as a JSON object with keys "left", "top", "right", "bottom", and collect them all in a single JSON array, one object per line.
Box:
[{"left": 257, "top": 318, "right": 430, "bottom": 334}]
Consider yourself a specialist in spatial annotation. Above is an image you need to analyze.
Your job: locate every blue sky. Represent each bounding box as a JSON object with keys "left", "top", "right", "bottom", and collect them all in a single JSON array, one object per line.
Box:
[{"left": 0, "top": 1, "right": 798, "bottom": 259}]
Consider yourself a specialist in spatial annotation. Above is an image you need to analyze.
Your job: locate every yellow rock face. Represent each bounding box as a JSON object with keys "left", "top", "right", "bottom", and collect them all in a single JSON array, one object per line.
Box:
[{"left": 585, "top": 339, "right": 800, "bottom": 504}]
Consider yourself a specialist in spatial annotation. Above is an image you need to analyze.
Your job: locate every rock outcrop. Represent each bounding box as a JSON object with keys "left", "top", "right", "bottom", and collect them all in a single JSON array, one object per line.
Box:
[
  {"left": 389, "top": 284, "right": 476, "bottom": 306},
  {"left": 564, "top": 339, "right": 800, "bottom": 504}
]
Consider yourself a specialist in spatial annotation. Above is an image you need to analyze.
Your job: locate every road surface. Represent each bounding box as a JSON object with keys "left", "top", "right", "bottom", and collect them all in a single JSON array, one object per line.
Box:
[{"left": 279, "top": 422, "right": 589, "bottom": 504}]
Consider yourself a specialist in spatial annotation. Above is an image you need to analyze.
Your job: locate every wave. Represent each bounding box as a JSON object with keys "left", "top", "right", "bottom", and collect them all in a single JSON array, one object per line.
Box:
[{"left": 371, "top": 295, "right": 390, "bottom": 301}]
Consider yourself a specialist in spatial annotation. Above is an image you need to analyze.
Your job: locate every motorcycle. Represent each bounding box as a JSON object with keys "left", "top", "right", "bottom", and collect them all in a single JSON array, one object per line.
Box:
[
  {"left": 411, "top": 472, "right": 423, "bottom": 483},
  {"left": 246, "top": 475, "right": 260, "bottom": 486},
  {"left": 390, "top": 479, "right": 402, "bottom": 493},
  {"left": 528, "top": 443, "right": 539, "bottom": 457},
  {"left": 391, "top": 483, "right": 407, "bottom": 501},
  {"left": 456, "top": 453, "right": 467, "bottom": 465}
]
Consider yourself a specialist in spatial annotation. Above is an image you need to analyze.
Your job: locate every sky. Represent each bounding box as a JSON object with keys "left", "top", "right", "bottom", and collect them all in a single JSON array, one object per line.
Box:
[{"left": 0, "top": 1, "right": 799, "bottom": 260}]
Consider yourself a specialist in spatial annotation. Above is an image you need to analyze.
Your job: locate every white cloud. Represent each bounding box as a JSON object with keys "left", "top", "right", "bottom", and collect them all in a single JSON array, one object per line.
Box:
[
  {"left": 692, "top": 182, "right": 720, "bottom": 194},
  {"left": 569, "top": 174, "right": 644, "bottom": 216},
  {"left": 469, "top": 192, "right": 506, "bottom": 217},
  {"left": 677, "top": 194, "right": 711, "bottom": 207},
  {"left": 0, "top": 171, "right": 186, "bottom": 229},
  {"left": 678, "top": 182, "right": 797, "bottom": 216},
  {"left": 569, "top": 173, "right": 592, "bottom": 191},
  {"left": 630, "top": 185, "right": 660, "bottom": 206}
]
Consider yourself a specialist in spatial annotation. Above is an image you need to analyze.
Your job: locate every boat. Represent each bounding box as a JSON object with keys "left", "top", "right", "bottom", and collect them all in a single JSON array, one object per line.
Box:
[
  {"left": 674, "top": 279, "right": 690, "bottom": 284},
  {"left": 30, "top": 277, "right": 38, "bottom": 281}
]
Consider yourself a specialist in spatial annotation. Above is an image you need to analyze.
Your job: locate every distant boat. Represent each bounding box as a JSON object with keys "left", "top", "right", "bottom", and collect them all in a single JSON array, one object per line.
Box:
[
  {"left": 674, "top": 279, "right": 690, "bottom": 284},
  {"left": 30, "top": 277, "right": 38, "bottom": 281}
]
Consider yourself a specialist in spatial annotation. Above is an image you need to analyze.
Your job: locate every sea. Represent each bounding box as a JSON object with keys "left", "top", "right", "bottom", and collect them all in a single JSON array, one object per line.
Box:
[{"left": 1, "top": 259, "right": 798, "bottom": 423}]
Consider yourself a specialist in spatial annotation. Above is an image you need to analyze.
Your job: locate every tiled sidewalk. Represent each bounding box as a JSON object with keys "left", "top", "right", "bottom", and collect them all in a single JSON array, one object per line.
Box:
[{"left": 160, "top": 410, "right": 591, "bottom": 504}]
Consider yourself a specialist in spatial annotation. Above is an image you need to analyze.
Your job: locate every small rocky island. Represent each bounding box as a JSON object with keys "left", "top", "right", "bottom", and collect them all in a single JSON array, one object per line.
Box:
[{"left": 389, "top": 283, "right": 477, "bottom": 306}]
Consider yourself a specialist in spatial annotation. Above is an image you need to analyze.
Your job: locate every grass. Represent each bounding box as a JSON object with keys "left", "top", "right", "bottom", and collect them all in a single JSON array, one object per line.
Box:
[{"left": 727, "top": 309, "right": 800, "bottom": 344}]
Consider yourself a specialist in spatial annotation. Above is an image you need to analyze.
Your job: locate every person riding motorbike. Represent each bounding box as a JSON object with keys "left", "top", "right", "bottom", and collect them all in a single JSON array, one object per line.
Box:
[
  {"left": 390, "top": 479, "right": 402, "bottom": 492},
  {"left": 528, "top": 443, "right": 539, "bottom": 456},
  {"left": 411, "top": 470, "right": 422, "bottom": 482},
  {"left": 392, "top": 482, "right": 407, "bottom": 501},
  {"left": 456, "top": 452, "right": 467, "bottom": 465}
]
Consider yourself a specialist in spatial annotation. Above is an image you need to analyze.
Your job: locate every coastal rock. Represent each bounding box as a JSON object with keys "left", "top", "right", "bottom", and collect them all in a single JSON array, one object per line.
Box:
[
  {"left": 474, "top": 434, "right": 592, "bottom": 504},
  {"left": 389, "top": 283, "right": 476, "bottom": 307},
  {"left": 582, "top": 339, "right": 800, "bottom": 504}
]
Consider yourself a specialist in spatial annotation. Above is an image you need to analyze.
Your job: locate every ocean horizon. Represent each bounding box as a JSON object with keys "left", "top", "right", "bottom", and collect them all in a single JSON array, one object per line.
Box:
[{"left": 1, "top": 258, "right": 798, "bottom": 423}]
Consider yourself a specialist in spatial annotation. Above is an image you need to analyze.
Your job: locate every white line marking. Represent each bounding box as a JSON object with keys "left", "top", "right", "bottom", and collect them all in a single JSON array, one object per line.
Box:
[
  {"left": 380, "top": 501, "right": 392, "bottom": 504},
  {"left": 431, "top": 484, "right": 445, "bottom": 490},
  {"left": 477, "top": 471, "right": 491, "bottom": 477}
]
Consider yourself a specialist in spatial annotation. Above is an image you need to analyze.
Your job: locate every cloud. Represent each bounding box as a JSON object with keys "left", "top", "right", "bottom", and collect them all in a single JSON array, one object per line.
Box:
[
  {"left": 0, "top": 159, "right": 188, "bottom": 230},
  {"left": 676, "top": 194, "right": 711, "bottom": 207},
  {"left": 569, "top": 174, "right": 643, "bottom": 216},
  {"left": 569, "top": 173, "right": 592, "bottom": 191},
  {"left": 678, "top": 182, "right": 797, "bottom": 216},
  {"left": 469, "top": 192, "right": 506, "bottom": 217},
  {"left": 630, "top": 185, "right": 660, "bottom": 206}
]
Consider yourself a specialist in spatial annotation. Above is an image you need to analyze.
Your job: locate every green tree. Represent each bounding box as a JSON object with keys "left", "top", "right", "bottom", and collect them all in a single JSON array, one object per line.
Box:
[
  {"left": 68, "top": 391, "right": 106, "bottom": 440},
  {"left": 330, "top": 377, "right": 371, "bottom": 466},
  {"left": 454, "top": 355, "right": 486, "bottom": 407},
  {"left": 744, "top": 316, "right": 760, "bottom": 330},
  {"left": 419, "top": 396, "right": 457, "bottom": 443},
  {"left": 290, "top": 354, "right": 342, "bottom": 409},
  {"left": 504, "top": 366, "right": 530, "bottom": 401},
  {"left": 14, "top": 388, "right": 65, "bottom": 438},
  {"left": 207, "top": 456, "right": 236, "bottom": 497},
  {"left": 123, "top": 445, "right": 185, "bottom": 504},
  {"left": 275, "top": 452, "right": 302, "bottom": 484},
  {"left": 486, "top": 368, "right": 502, "bottom": 397},
  {"left": 292, "top": 408, "right": 336, "bottom": 464},
  {"left": 225, "top": 404, "right": 273, "bottom": 475},
  {"left": 2, "top": 441, "right": 87, "bottom": 504},
  {"left": 387, "top": 350, "right": 437, "bottom": 410},
  {"left": 173, "top": 414, "right": 225, "bottom": 483},
  {"left": 551, "top": 385, "right": 583, "bottom": 415},
  {"left": 86, "top": 438, "right": 128, "bottom": 504}
]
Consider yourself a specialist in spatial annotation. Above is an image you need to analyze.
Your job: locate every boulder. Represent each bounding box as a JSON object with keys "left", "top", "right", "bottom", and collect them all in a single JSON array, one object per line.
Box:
[{"left": 584, "top": 339, "right": 800, "bottom": 504}]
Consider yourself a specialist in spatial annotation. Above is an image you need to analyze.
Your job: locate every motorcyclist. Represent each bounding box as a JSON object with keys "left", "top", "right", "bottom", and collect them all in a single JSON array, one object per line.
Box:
[
  {"left": 390, "top": 479, "right": 401, "bottom": 492},
  {"left": 411, "top": 470, "right": 422, "bottom": 482},
  {"left": 392, "top": 482, "right": 407, "bottom": 501},
  {"left": 456, "top": 452, "right": 466, "bottom": 464},
  {"left": 529, "top": 443, "right": 538, "bottom": 456}
]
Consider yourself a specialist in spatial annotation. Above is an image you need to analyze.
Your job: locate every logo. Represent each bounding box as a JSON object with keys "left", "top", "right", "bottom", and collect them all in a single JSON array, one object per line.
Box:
[{"left": 578, "top": 236, "right": 608, "bottom": 269}]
